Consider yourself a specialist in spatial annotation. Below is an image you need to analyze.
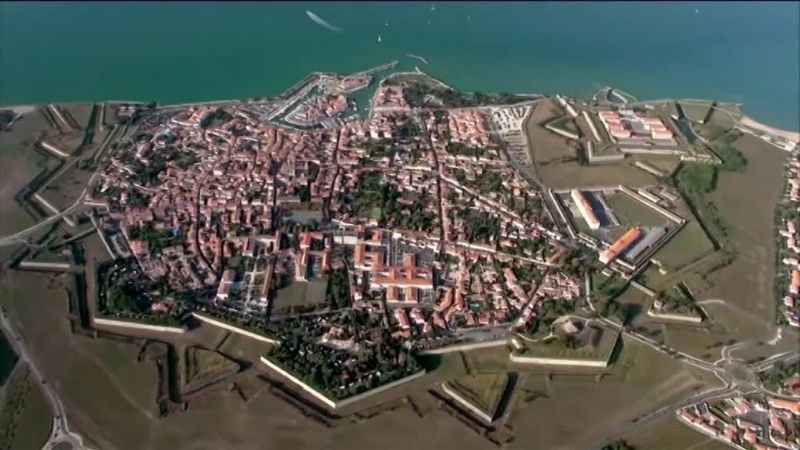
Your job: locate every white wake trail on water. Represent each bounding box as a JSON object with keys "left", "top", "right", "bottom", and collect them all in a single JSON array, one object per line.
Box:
[{"left": 306, "top": 11, "right": 342, "bottom": 33}]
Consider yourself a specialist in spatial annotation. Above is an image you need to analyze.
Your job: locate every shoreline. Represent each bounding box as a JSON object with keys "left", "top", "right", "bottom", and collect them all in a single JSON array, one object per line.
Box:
[
  {"left": 1, "top": 88, "right": 798, "bottom": 137},
  {"left": 738, "top": 115, "right": 800, "bottom": 143}
]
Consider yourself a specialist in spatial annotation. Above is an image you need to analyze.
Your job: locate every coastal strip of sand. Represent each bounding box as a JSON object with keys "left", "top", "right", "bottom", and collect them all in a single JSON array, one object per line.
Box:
[{"left": 739, "top": 115, "right": 800, "bottom": 143}]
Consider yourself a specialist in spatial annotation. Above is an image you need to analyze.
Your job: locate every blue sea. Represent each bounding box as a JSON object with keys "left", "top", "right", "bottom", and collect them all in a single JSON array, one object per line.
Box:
[{"left": 0, "top": 1, "right": 798, "bottom": 129}]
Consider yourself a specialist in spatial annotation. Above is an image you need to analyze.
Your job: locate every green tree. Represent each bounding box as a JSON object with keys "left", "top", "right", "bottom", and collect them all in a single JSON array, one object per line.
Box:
[{"left": 602, "top": 440, "right": 635, "bottom": 450}]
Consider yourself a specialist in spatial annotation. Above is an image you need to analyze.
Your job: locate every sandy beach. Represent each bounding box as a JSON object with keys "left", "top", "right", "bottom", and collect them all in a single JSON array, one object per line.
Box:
[
  {"left": 7, "top": 105, "right": 36, "bottom": 115},
  {"left": 739, "top": 115, "right": 800, "bottom": 143}
]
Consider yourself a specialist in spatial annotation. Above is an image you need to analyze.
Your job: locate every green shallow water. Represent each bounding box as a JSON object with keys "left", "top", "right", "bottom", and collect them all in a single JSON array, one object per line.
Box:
[{"left": 0, "top": 1, "right": 798, "bottom": 130}]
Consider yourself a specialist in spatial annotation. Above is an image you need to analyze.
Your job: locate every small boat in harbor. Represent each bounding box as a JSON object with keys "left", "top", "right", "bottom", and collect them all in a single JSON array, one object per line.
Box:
[{"left": 377, "top": 35, "right": 382, "bottom": 43}]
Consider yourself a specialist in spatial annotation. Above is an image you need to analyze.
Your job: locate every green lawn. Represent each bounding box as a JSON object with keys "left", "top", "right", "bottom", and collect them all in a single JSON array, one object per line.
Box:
[
  {"left": 515, "top": 321, "right": 619, "bottom": 361},
  {"left": 547, "top": 115, "right": 579, "bottom": 136},
  {"left": 653, "top": 220, "right": 715, "bottom": 270},
  {"left": 447, "top": 372, "right": 508, "bottom": 415},
  {"left": 640, "top": 158, "right": 680, "bottom": 177},
  {"left": 694, "top": 108, "right": 738, "bottom": 142},
  {"left": 273, "top": 279, "right": 328, "bottom": 310},
  {"left": 463, "top": 347, "right": 512, "bottom": 374},
  {"left": 679, "top": 101, "right": 713, "bottom": 123},
  {"left": 185, "top": 347, "right": 239, "bottom": 387},
  {"left": 605, "top": 193, "right": 666, "bottom": 228}
]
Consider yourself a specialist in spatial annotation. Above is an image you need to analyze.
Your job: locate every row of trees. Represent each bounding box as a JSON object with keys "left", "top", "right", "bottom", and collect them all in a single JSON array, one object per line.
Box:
[
  {"left": 96, "top": 260, "right": 184, "bottom": 326},
  {"left": 474, "top": 171, "right": 504, "bottom": 194},
  {"left": 388, "top": 191, "right": 437, "bottom": 233},
  {"left": 349, "top": 171, "right": 400, "bottom": 226},
  {"left": 265, "top": 312, "right": 422, "bottom": 399},
  {"left": 325, "top": 268, "right": 351, "bottom": 309},
  {"left": 458, "top": 209, "right": 502, "bottom": 243},
  {"left": 446, "top": 142, "right": 485, "bottom": 158},
  {"left": 402, "top": 83, "right": 531, "bottom": 109},
  {"left": 657, "top": 286, "right": 700, "bottom": 315},
  {"left": 758, "top": 360, "right": 800, "bottom": 392},
  {"left": 128, "top": 223, "right": 182, "bottom": 255}
]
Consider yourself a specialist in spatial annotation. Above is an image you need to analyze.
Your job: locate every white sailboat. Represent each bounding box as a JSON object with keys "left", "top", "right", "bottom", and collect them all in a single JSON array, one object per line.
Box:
[{"left": 377, "top": 34, "right": 382, "bottom": 43}]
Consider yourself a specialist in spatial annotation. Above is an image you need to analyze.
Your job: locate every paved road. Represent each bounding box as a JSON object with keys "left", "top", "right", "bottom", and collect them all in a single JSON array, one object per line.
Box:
[
  {"left": 0, "top": 309, "right": 89, "bottom": 450},
  {"left": 597, "top": 345, "right": 800, "bottom": 450},
  {"left": 0, "top": 199, "right": 88, "bottom": 247},
  {"left": 0, "top": 113, "right": 105, "bottom": 248},
  {"left": 0, "top": 131, "right": 108, "bottom": 248},
  {"left": 590, "top": 300, "right": 800, "bottom": 447}
]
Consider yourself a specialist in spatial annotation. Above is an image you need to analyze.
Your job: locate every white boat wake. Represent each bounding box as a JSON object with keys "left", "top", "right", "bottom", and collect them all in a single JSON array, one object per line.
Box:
[{"left": 306, "top": 10, "right": 342, "bottom": 33}]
